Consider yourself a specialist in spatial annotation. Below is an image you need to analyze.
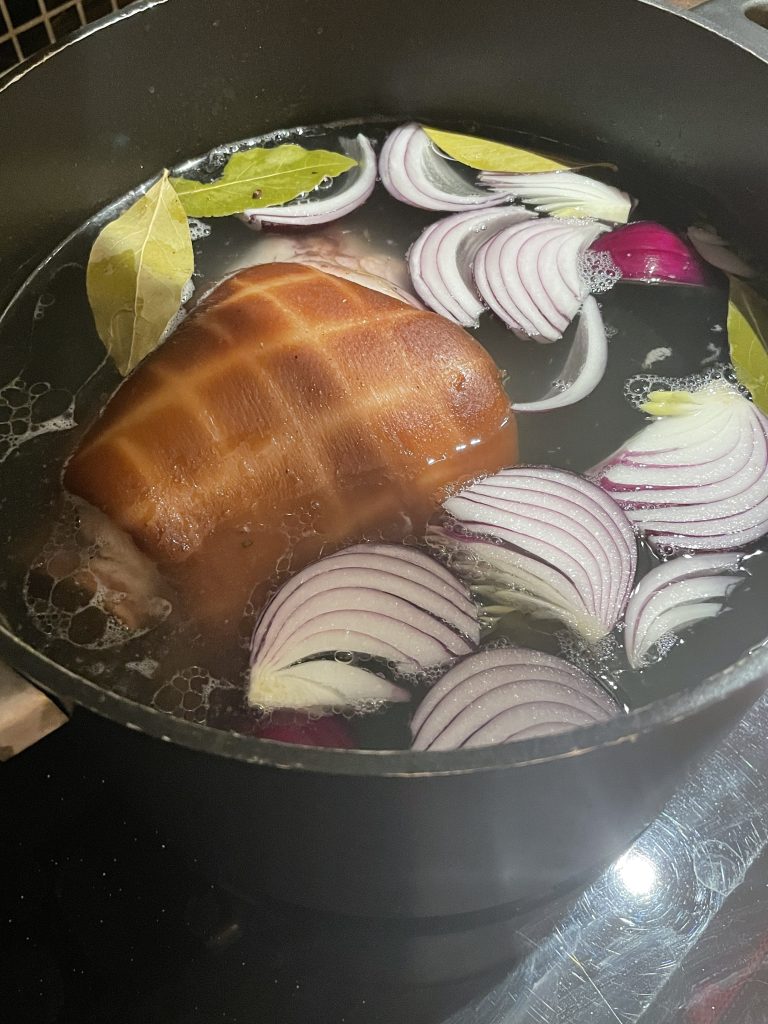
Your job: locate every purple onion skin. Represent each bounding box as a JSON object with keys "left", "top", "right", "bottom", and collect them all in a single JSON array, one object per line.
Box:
[
  {"left": 411, "top": 647, "right": 622, "bottom": 751},
  {"left": 590, "top": 222, "right": 721, "bottom": 287}
]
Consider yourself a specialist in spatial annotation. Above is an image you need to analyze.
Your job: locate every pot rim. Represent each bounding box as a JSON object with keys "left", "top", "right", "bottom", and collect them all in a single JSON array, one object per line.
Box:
[
  {"left": 0, "top": 0, "right": 169, "bottom": 94},
  {"left": 1, "top": 0, "right": 766, "bottom": 776},
  {"left": 2, "top": 618, "right": 766, "bottom": 775}
]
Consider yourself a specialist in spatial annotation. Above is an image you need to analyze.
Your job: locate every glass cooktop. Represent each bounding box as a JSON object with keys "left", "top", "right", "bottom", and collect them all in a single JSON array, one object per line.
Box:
[{"left": 4, "top": 691, "right": 768, "bottom": 1024}]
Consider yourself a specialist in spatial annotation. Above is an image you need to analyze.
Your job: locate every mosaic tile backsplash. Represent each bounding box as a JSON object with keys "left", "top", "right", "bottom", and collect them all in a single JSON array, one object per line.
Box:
[{"left": 0, "top": 0, "right": 134, "bottom": 72}]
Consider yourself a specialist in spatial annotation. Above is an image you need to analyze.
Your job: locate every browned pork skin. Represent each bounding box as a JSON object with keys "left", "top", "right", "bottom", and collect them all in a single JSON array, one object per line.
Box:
[{"left": 65, "top": 263, "right": 517, "bottom": 631}]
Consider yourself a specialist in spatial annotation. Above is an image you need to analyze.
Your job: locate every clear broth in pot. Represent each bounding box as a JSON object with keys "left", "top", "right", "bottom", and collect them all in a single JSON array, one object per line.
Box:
[{"left": 0, "top": 119, "right": 765, "bottom": 749}]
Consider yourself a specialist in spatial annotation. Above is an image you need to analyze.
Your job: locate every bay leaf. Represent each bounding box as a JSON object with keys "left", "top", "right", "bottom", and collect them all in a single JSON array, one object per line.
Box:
[
  {"left": 727, "top": 277, "right": 768, "bottom": 414},
  {"left": 171, "top": 144, "right": 357, "bottom": 217},
  {"left": 86, "top": 170, "right": 193, "bottom": 377},
  {"left": 422, "top": 126, "right": 613, "bottom": 174}
]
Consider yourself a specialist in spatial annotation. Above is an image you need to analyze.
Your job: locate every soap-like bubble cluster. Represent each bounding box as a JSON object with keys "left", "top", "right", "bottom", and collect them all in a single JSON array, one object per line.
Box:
[
  {"left": 337, "top": 698, "right": 390, "bottom": 719},
  {"left": 32, "top": 292, "right": 56, "bottom": 322},
  {"left": 578, "top": 249, "right": 622, "bottom": 294},
  {"left": 0, "top": 376, "right": 76, "bottom": 464},
  {"left": 557, "top": 629, "right": 622, "bottom": 689},
  {"left": 188, "top": 218, "right": 212, "bottom": 242},
  {"left": 198, "top": 142, "right": 244, "bottom": 174},
  {"left": 482, "top": 635, "right": 514, "bottom": 651},
  {"left": 648, "top": 631, "right": 679, "bottom": 663},
  {"left": 23, "top": 501, "right": 158, "bottom": 650},
  {"left": 413, "top": 663, "right": 450, "bottom": 688},
  {"left": 151, "top": 665, "right": 239, "bottom": 724},
  {"left": 126, "top": 657, "right": 159, "bottom": 679},
  {"left": 160, "top": 279, "right": 196, "bottom": 341},
  {"left": 190, "top": 126, "right": 306, "bottom": 179},
  {"left": 622, "top": 364, "right": 749, "bottom": 410}
]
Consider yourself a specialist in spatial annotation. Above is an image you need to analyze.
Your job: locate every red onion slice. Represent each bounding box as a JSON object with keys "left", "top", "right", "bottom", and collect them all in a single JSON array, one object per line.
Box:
[
  {"left": 440, "top": 537, "right": 585, "bottom": 617},
  {"left": 592, "top": 385, "right": 768, "bottom": 553},
  {"left": 477, "top": 170, "right": 632, "bottom": 224},
  {"left": 473, "top": 218, "right": 608, "bottom": 341},
  {"left": 379, "top": 123, "right": 508, "bottom": 212},
  {"left": 407, "top": 207, "right": 535, "bottom": 326},
  {"left": 259, "top": 595, "right": 474, "bottom": 672},
  {"left": 248, "top": 544, "right": 479, "bottom": 711},
  {"left": 472, "top": 228, "right": 526, "bottom": 334},
  {"left": 477, "top": 219, "right": 571, "bottom": 339},
  {"left": 482, "top": 467, "right": 637, "bottom": 618},
  {"left": 252, "top": 545, "right": 475, "bottom": 652},
  {"left": 589, "top": 222, "right": 716, "bottom": 286},
  {"left": 411, "top": 647, "right": 621, "bottom": 750},
  {"left": 515, "top": 223, "right": 575, "bottom": 336},
  {"left": 511, "top": 296, "right": 608, "bottom": 412},
  {"left": 241, "top": 134, "right": 376, "bottom": 228},
  {"left": 430, "top": 467, "right": 637, "bottom": 642},
  {"left": 623, "top": 553, "right": 744, "bottom": 667}
]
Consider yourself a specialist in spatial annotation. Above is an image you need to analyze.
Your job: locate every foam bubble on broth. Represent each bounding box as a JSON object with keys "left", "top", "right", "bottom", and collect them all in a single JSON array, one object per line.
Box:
[
  {"left": 188, "top": 218, "right": 212, "bottom": 242},
  {"left": 157, "top": 278, "right": 198, "bottom": 343},
  {"left": 23, "top": 500, "right": 150, "bottom": 650},
  {"left": 126, "top": 657, "right": 160, "bottom": 679},
  {"left": 556, "top": 630, "right": 625, "bottom": 701},
  {"left": 0, "top": 376, "right": 76, "bottom": 464},
  {"left": 622, "top": 364, "right": 749, "bottom": 410},
  {"left": 151, "top": 665, "right": 239, "bottom": 724},
  {"left": 32, "top": 293, "right": 56, "bottom": 322},
  {"left": 578, "top": 250, "right": 622, "bottom": 294}
]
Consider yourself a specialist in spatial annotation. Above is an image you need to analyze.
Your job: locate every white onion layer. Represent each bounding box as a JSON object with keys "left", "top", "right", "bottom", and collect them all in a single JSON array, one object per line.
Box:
[
  {"left": 241, "top": 134, "right": 377, "bottom": 228},
  {"left": 477, "top": 170, "right": 632, "bottom": 224},
  {"left": 248, "top": 544, "right": 479, "bottom": 711},
  {"left": 623, "top": 553, "right": 744, "bottom": 668},
  {"left": 511, "top": 296, "right": 608, "bottom": 412},
  {"left": 407, "top": 207, "right": 535, "bottom": 326},
  {"left": 254, "top": 661, "right": 410, "bottom": 714},
  {"left": 473, "top": 218, "right": 608, "bottom": 341},
  {"left": 411, "top": 647, "right": 620, "bottom": 751},
  {"left": 379, "top": 123, "right": 508, "bottom": 212},
  {"left": 430, "top": 467, "right": 637, "bottom": 642},
  {"left": 592, "top": 385, "right": 768, "bottom": 553},
  {"left": 687, "top": 226, "right": 754, "bottom": 279}
]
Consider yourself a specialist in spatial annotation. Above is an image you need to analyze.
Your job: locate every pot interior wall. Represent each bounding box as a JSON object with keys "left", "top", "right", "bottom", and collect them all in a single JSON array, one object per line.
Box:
[{"left": 1, "top": 0, "right": 767, "bottom": 310}]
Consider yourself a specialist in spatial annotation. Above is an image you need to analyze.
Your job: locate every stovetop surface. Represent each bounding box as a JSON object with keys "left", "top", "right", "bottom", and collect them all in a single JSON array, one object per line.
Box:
[{"left": 4, "top": 692, "right": 768, "bottom": 1024}]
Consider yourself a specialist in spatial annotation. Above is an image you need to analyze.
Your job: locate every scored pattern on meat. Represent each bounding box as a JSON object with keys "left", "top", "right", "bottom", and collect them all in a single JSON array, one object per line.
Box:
[{"left": 65, "top": 263, "right": 516, "bottom": 625}]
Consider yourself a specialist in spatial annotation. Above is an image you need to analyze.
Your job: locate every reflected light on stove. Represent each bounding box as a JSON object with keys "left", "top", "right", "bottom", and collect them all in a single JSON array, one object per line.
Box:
[{"left": 615, "top": 851, "right": 658, "bottom": 896}]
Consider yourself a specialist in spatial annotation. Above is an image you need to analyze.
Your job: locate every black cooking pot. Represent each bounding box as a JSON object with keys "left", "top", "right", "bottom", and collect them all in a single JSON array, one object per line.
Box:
[{"left": 2, "top": 0, "right": 768, "bottom": 918}]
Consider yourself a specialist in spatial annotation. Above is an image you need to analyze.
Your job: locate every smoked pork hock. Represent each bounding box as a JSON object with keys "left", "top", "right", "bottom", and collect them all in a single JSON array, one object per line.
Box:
[{"left": 64, "top": 262, "right": 517, "bottom": 628}]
